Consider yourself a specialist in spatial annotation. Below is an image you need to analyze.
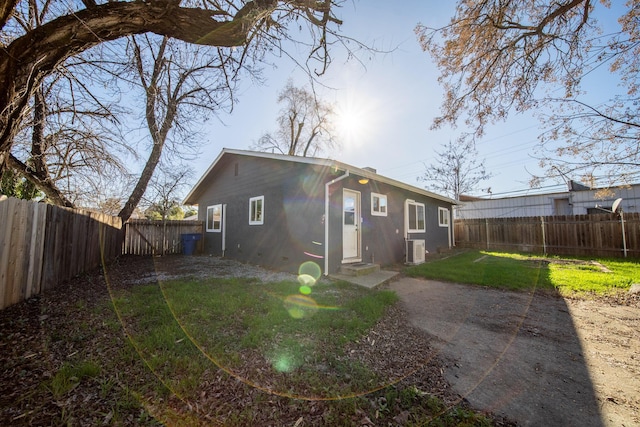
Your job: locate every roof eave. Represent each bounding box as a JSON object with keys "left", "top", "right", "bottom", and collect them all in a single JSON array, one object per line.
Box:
[{"left": 184, "top": 148, "right": 456, "bottom": 206}]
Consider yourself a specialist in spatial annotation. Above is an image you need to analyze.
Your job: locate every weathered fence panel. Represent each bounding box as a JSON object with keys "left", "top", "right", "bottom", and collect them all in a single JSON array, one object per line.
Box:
[
  {"left": 122, "top": 219, "right": 204, "bottom": 255},
  {"left": 455, "top": 213, "right": 640, "bottom": 258},
  {"left": 0, "top": 197, "right": 122, "bottom": 309}
]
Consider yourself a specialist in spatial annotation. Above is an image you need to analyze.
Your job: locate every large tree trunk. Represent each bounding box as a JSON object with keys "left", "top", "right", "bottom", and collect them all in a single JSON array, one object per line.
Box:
[
  {"left": 118, "top": 140, "right": 164, "bottom": 222},
  {"left": 0, "top": 0, "right": 276, "bottom": 176},
  {"left": 118, "top": 35, "right": 174, "bottom": 223},
  {"left": 0, "top": 0, "right": 19, "bottom": 32},
  {"left": 30, "top": 86, "right": 49, "bottom": 179}
]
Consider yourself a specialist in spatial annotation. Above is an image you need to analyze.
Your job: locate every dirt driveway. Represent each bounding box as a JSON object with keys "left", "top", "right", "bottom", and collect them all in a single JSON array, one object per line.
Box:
[{"left": 388, "top": 278, "right": 640, "bottom": 427}]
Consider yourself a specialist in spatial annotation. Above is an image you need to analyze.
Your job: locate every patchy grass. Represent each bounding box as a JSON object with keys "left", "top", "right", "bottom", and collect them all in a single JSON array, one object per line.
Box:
[
  {"left": 108, "top": 275, "right": 494, "bottom": 425},
  {"left": 406, "top": 250, "right": 640, "bottom": 295},
  {"left": 47, "top": 360, "right": 101, "bottom": 399},
  {"left": 113, "top": 278, "right": 399, "bottom": 398},
  {"left": 549, "top": 257, "right": 639, "bottom": 294},
  {"left": 2, "top": 255, "right": 502, "bottom": 426}
]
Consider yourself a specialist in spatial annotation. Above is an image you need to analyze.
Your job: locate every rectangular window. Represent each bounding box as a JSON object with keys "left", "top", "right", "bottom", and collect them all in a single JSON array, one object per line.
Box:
[
  {"left": 407, "top": 201, "right": 425, "bottom": 232},
  {"left": 371, "top": 192, "right": 388, "bottom": 216},
  {"left": 206, "top": 204, "right": 222, "bottom": 232},
  {"left": 438, "top": 207, "right": 450, "bottom": 227},
  {"left": 249, "top": 196, "right": 264, "bottom": 225}
]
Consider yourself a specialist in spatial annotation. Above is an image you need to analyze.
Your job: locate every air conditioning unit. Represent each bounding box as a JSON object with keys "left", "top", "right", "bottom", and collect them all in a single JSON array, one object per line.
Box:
[{"left": 406, "top": 239, "right": 426, "bottom": 265}]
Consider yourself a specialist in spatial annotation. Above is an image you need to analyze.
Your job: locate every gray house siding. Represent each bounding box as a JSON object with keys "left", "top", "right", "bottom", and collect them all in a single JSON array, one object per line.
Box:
[
  {"left": 197, "top": 154, "right": 334, "bottom": 272},
  {"left": 325, "top": 175, "right": 453, "bottom": 273},
  {"left": 188, "top": 149, "right": 455, "bottom": 275}
]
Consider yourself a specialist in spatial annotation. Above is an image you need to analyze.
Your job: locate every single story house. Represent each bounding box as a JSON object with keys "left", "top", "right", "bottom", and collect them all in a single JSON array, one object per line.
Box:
[
  {"left": 183, "top": 149, "right": 456, "bottom": 275},
  {"left": 456, "top": 181, "right": 640, "bottom": 219}
]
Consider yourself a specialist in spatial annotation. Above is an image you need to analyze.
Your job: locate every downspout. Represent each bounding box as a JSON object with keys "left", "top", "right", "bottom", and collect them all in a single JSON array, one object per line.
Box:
[
  {"left": 222, "top": 204, "right": 227, "bottom": 257},
  {"left": 324, "top": 170, "right": 350, "bottom": 276},
  {"left": 450, "top": 207, "right": 455, "bottom": 248},
  {"left": 404, "top": 199, "right": 410, "bottom": 240}
]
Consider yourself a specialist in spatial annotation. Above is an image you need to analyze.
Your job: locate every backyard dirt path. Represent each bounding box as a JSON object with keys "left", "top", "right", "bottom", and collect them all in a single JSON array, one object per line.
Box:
[{"left": 388, "top": 278, "right": 640, "bottom": 427}]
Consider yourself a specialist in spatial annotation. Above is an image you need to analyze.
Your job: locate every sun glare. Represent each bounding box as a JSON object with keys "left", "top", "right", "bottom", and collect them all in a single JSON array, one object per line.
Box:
[
  {"left": 335, "top": 92, "right": 375, "bottom": 146},
  {"left": 337, "top": 108, "right": 365, "bottom": 141}
]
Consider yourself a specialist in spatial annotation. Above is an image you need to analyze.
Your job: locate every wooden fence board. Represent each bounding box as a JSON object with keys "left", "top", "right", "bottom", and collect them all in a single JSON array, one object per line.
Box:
[
  {"left": 0, "top": 197, "right": 123, "bottom": 309},
  {"left": 5, "top": 198, "right": 22, "bottom": 306},
  {"left": 0, "top": 197, "right": 10, "bottom": 307},
  {"left": 122, "top": 220, "right": 204, "bottom": 255},
  {"left": 455, "top": 213, "right": 640, "bottom": 258},
  {"left": 1, "top": 198, "right": 207, "bottom": 310}
]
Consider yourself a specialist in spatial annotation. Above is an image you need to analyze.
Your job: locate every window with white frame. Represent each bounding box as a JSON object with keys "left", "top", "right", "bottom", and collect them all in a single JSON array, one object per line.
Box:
[
  {"left": 249, "top": 196, "right": 264, "bottom": 225},
  {"left": 206, "top": 204, "right": 222, "bottom": 232},
  {"left": 438, "top": 207, "right": 450, "bottom": 227},
  {"left": 371, "top": 192, "right": 388, "bottom": 216},
  {"left": 406, "top": 200, "right": 425, "bottom": 232}
]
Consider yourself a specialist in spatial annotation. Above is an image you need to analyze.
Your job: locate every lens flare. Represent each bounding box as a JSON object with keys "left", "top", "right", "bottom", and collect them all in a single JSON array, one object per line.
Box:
[
  {"left": 299, "top": 285, "right": 312, "bottom": 295},
  {"left": 298, "top": 261, "right": 321, "bottom": 282},
  {"left": 284, "top": 294, "right": 319, "bottom": 319},
  {"left": 273, "top": 354, "right": 295, "bottom": 373}
]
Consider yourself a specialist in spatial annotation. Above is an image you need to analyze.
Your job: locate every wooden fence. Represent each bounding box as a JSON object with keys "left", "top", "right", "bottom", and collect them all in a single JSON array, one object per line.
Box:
[
  {"left": 454, "top": 213, "right": 640, "bottom": 258},
  {"left": 122, "top": 219, "right": 204, "bottom": 256},
  {"left": 0, "top": 196, "right": 122, "bottom": 310}
]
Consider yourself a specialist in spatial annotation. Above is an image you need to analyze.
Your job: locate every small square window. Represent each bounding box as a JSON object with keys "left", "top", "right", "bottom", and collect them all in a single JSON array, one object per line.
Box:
[
  {"left": 249, "top": 196, "right": 264, "bottom": 225},
  {"left": 371, "top": 192, "right": 388, "bottom": 216},
  {"left": 438, "top": 207, "right": 450, "bottom": 227},
  {"left": 206, "top": 204, "right": 222, "bottom": 232}
]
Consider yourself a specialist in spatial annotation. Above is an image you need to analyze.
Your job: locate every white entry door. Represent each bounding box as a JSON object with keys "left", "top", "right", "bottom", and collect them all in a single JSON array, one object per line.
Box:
[{"left": 342, "top": 189, "right": 361, "bottom": 261}]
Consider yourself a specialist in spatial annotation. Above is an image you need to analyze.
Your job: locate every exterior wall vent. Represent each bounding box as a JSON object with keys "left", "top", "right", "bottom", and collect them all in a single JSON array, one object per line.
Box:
[{"left": 406, "top": 239, "right": 425, "bottom": 264}]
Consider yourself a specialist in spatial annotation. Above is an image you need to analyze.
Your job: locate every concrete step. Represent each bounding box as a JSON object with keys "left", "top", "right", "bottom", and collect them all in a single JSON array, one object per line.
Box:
[{"left": 339, "top": 263, "right": 380, "bottom": 276}]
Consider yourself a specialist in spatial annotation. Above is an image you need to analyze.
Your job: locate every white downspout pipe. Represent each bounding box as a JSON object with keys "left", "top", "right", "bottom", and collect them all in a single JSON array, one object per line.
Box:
[
  {"left": 324, "top": 170, "right": 350, "bottom": 276},
  {"left": 450, "top": 207, "right": 455, "bottom": 248},
  {"left": 222, "top": 204, "right": 227, "bottom": 257}
]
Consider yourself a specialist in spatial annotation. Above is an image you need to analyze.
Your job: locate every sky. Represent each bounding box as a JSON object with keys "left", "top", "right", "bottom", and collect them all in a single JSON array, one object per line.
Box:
[{"left": 187, "top": 1, "right": 621, "bottom": 200}]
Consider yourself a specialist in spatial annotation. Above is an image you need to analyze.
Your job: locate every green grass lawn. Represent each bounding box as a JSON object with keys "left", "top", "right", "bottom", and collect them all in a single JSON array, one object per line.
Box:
[
  {"left": 406, "top": 250, "right": 640, "bottom": 295},
  {"left": 109, "top": 277, "right": 493, "bottom": 425},
  {"left": 114, "top": 278, "right": 399, "bottom": 398}
]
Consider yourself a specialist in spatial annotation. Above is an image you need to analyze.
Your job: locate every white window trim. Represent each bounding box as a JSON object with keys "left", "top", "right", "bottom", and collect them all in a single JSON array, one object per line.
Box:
[
  {"left": 371, "top": 192, "right": 388, "bottom": 217},
  {"left": 249, "top": 195, "right": 264, "bottom": 225},
  {"left": 438, "top": 207, "right": 450, "bottom": 227},
  {"left": 406, "top": 200, "right": 426, "bottom": 233},
  {"left": 206, "top": 204, "right": 222, "bottom": 232}
]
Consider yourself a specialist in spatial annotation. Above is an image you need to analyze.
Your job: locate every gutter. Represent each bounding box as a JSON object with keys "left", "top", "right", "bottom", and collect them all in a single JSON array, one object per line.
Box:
[{"left": 324, "top": 170, "right": 350, "bottom": 276}]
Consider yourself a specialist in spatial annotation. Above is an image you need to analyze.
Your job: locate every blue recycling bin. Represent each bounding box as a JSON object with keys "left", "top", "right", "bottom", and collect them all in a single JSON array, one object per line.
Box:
[{"left": 181, "top": 233, "right": 201, "bottom": 255}]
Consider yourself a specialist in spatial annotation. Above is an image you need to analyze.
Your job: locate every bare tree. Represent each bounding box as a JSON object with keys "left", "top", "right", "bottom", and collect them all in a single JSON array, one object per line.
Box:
[
  {"left": 0, "top": 0, "right": 345, "bottom": 178},
  {"left": 5, "top": 76, "right": 127, "bottom": 207},
  {"left": 97, "top": 198, "right": 122, "bottom": 216},
  {"left": 142, "top": 164, "right": 193, "bottom": 221},
  {"left": 117, "top": 34, "right": 234, "bottom": 221},
  {"left": 417, "top": 1, "right": 640, "bottom": 183},
  {"left": 3, "top": 1, "right": 129, "bottom": 207},
  {"left": 418, "top": 140, "right": 493, "bottom": 200},
  {"left": 251, "top": 79, "right": 338, "bottom": 157}
]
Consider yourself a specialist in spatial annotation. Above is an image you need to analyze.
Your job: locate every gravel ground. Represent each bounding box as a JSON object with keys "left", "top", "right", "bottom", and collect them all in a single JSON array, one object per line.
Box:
[
  {"left": 121, "top": 255, "right": 301, "bottom": 285},
  {"left": 389, "top": 278, "right": 640, "bottom": 427}
]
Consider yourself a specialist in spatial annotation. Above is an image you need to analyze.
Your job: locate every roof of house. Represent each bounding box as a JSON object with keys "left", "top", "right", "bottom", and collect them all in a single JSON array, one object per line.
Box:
[{"left": 184, "top": 148, "right": 456, "bottom": 205}]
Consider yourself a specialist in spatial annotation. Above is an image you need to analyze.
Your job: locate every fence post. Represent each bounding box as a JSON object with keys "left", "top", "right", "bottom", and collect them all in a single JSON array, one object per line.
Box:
[
  {"left": 485, "top": 218, "right": 490, "bottom": 250},
  {"left": 621, "top": 211, "right": 627, "bottom": 258},
  {"left": 540, "top": 216, "right": 547, "bottom": 256}
]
